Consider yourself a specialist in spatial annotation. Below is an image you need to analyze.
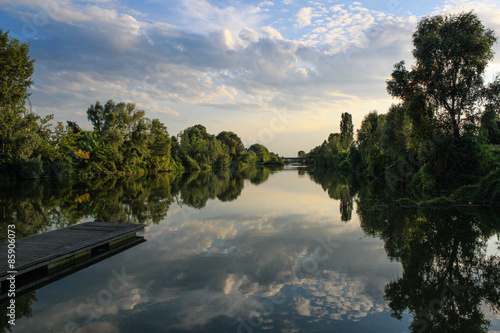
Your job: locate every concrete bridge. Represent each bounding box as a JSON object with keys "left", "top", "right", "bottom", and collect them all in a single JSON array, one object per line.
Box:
[{"left": 282, "top": 157, "right": 306, "bottom": 164}]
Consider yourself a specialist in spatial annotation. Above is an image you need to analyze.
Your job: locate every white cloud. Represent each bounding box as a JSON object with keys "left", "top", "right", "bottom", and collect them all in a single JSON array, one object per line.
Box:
[
  {"left": 239, "top": 27, "right": 259, "bottom": 43},
  {"left": 262, "top": 26, "right": 285, "bottom": 40},
  {"left": 259, "top": 1, "right": 274, "bottom": 6},
  {"left": 151, "top": 106, "right": 180, "bottom": 117},
  {"left": 296, "top": 7, "right": 313, "bottom": 28},
  {"left": 301, "top": 2, "right": 410, "bottom": 53},
  {"left": 177, "top": 0, "right": 267, "bottom": 36}
]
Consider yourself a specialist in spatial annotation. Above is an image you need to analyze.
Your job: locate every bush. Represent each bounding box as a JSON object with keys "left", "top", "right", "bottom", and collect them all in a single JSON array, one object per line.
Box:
[
  {"left": 17, "top": 158, "right": 44, "bottom": 179},
  {"left": 419, "top": 136, "right": 488, "bottom": 191},
  {"left": 452, "top": 168, "right": 500, "bottom": 205}
]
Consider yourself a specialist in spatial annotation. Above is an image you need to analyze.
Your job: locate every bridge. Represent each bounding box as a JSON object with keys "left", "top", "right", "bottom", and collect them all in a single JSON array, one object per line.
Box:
[{"left": 282, "top": 157, "right": 306, "bottom": 164}]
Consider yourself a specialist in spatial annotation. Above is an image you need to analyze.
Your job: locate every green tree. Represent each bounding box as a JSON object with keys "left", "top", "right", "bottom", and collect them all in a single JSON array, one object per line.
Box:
[
  {"left": 0, "top": 29, "right": 54, "bottom": 176},
  {"left": 381, "top": 104, "right": 410, "bottom": 160},
  {"left": 357, "top": 111, "right": 387, "bottom": 177},
  {"left": 87, "top": 100, "right": 146, "bottom": 135},
  {"left": 480, "top": 109, "right": 500, "bottom": 144},
  {"left": 340, "top": 112, "right": 354, "bottom": 149},
  {"left": 387, "top": 12, "right": 497, "bottom": 138},
  {"left": 0, "top": 29, "right": 34, "bottom": 110},
  {"left": 481, "top": 76, "right": 500, "bottom": 143},
  {"left": 179, "top": 125, "right": 230, "bottom": 171},
  {"left": 86, "top": 101, "right": 105, "bottom": 132},
  {"left": 248, "top": 143, "right": 270, "bottom": 164},
  {"left": 84, "top": 100, "right": 152, "bottom": 173},
  {"left": 216, "top": 131, "right": 244, "bottom": 162},
  {"left": 148, "top": 119, "right": 172, "bottom": 171}
]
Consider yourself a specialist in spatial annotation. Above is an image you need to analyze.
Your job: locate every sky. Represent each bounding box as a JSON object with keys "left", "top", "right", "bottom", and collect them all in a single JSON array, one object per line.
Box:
[{"left": 1, "top": 0, "right": 500, "bottom": 155}]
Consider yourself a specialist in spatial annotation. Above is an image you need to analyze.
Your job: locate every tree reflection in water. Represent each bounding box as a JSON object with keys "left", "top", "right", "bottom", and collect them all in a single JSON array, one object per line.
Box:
[
  {"left": 0, "top": 166, "right": 281, "bottom": 331},
  {"left": 1, "top": 167, "right": 499, "bottom": 332},
  {"left": 308, "top": 171, "right": 500, "bottom": 331},
  {"left": 358, "top": 204, "right": 500, "bottom": 332},
  {"left": 0, "top": 167, "right": 280, "bottom": 242},
  {"left": 307, "top": 170, "right": 360, "bottom": 223}
]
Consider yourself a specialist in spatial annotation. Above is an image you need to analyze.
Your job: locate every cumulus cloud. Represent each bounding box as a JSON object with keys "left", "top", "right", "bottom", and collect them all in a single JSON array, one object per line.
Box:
[
  {"left": 239, "top": 27, "right": 259, "bottom": 43},
  {"left": 296, "top": 7, "right": 314, "bottom": 28},
  {"left": 259, "top": 1, "right": 274, "bottom": 6},
  {"left": 176, "top": 0, "right": 267, "bottom": 36}
]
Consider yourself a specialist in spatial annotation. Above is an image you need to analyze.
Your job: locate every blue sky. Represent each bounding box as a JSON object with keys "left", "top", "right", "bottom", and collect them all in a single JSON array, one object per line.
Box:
[{"left": 1, "top": 0, "right": 500, "bottom": 155}]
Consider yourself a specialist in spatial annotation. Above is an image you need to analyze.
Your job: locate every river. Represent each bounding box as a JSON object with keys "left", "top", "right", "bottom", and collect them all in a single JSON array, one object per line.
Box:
[{"left": 1, "top": 166, "right": 499, "bottom": 332}]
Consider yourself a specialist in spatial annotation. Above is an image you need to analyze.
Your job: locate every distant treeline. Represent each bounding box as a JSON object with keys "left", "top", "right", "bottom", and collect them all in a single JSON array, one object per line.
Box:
[
  {"left": 0, "top": 30, "right": 283, "bottom": 180},
  {"left": 303, "top": 12, "right": 500, "bottom": 205},
  {"left": 0, "top": 99, "right": 283, "bottom": 179}
]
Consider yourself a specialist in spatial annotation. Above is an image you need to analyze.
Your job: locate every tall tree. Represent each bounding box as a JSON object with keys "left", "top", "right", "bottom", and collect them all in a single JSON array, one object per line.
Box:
[
  {"left": 87, "top": 100, "right": 146, "bottom": 135},
  {"left": 179, "top": 125, "right": 230, "bottom": 171},
  {"left": 248, "top": 143, "right": 270, "bottom": 164},
  {"left": 148, "top": 118, "right": 172, "bottom": 171},
  {"left": 86, "top": 101, "right": 105, "bottom": 132},
  {"left": 387, "top": 12, "right": 497, "bottom": 138},
  {"left": 340, "top": 112, "right": 354, "bottom": 149},
  {"left": 0, "top": 29, "right": 52, "bottom": 164},
  {"left": 216, "top": 131, "right": 244, "bottom": 162},
  {"left": 357, "top": 111, "right": 387, "bottom": 177},
  {"left": 481, "top": 75, "right": 500, "bottom": 143},
  {"left": 0, "top": 30, "right": 34, "bottom": 109}
]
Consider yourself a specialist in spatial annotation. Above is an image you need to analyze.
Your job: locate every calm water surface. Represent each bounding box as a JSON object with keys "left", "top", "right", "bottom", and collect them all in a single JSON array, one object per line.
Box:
[{"left": 1, "top": 167, "right": 499, "bottom": 332}]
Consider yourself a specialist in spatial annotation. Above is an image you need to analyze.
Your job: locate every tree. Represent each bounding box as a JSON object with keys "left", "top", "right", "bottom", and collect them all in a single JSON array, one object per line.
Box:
[
  {"left": 87, "top": 101, "right": 105, "bottom": 132},
  {"left": 381, "top": 104, "right": 411, "bottom": 161},
  {"left": 0, "top": 29, "right": 34, "bottom": 110},
  {"left": 340, "top": 112, "right": 354, "bottom": 149},
  {"left": 481, "top": 75, "right": 500, "bottom": 143},
  {"left": 248, "top": 143, "right": 270, "bottom": 164},
  {"left": 148, "top": 119, "right": 172, "bottom": 171},
  {"left": 387, "top": 12, "right": 497, "bottom": 138},
  {"left": 216, "top": 131, "right": 244, "bottom": 162},
  {"left": 480, "top": 109, "right": 500, "bottom": 144},
  {"left": 357, "top": 111, "right": 387, "bottom": 177},
  {"left": 0, "top": 29, "right": 53, "bottom": 168},
  {"left": 179, "top": 125, "right": 230, "bottom": 171},
  {"left": 87, "top": 100, "right": 146, "bottom": 135},
  {"left": 297, "top": 150, "right": 305, "bottom": 158}
]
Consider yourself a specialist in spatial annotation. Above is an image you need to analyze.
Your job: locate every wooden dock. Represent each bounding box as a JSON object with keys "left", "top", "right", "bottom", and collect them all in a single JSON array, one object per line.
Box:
[{"left": 0, "top": 222, "right": 146, "bottom": 300}]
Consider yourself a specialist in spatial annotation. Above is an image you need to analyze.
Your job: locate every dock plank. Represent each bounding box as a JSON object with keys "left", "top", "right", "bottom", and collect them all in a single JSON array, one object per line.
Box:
[{"left": 0, "top": 222, "right": 145, "bottom": 281}]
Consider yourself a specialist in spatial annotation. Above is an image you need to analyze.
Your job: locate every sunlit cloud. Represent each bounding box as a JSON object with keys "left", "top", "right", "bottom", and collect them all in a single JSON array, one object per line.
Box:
[{"left": 296, "top": 7, "right": 314, "bottom": 28}]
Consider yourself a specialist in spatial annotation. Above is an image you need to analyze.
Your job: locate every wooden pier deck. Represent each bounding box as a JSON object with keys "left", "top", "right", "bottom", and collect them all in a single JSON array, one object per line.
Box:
[{"left": 0, "top": 222, "right": 145, "bottom": 299}]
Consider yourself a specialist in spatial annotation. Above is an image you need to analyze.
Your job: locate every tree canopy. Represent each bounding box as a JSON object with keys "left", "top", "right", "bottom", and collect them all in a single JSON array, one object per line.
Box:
[
  {"left": 0, "top": 29, "right": 34, "bottom": 110},
  {"left": 387, "top": 12, "right": 497, "bottom": 138},
  {"left": 0, "top": 29, "right": 53, "bottom": 169},
  {"left": 303, "top": 12, "right": 500, "bottom": 194},
  {"left": 340, "top": 112, "right": 354, "bottom": 149}
]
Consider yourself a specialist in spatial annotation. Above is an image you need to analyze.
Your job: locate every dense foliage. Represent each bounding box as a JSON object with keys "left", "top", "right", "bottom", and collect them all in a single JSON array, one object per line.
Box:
[
  {"left": 304, "top": 12, "right": 500, "bottom": 203},
  {"left": 0, "top": 29, "right": 283, "bottom": 180}
]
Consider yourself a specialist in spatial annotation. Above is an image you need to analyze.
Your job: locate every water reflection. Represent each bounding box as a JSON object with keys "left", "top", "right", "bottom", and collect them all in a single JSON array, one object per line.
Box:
[
  {"left": 307, "top": 170, "right": 360, "bottom": 223},
  {"left": 0, "top": 167, "right": 281, "bottom": 242},
  {"left": 1, "top": 167, "right": 499, "bottom": 332},
  {"left": 358, "top": 199, "right": 500, "bottom": 332}
]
